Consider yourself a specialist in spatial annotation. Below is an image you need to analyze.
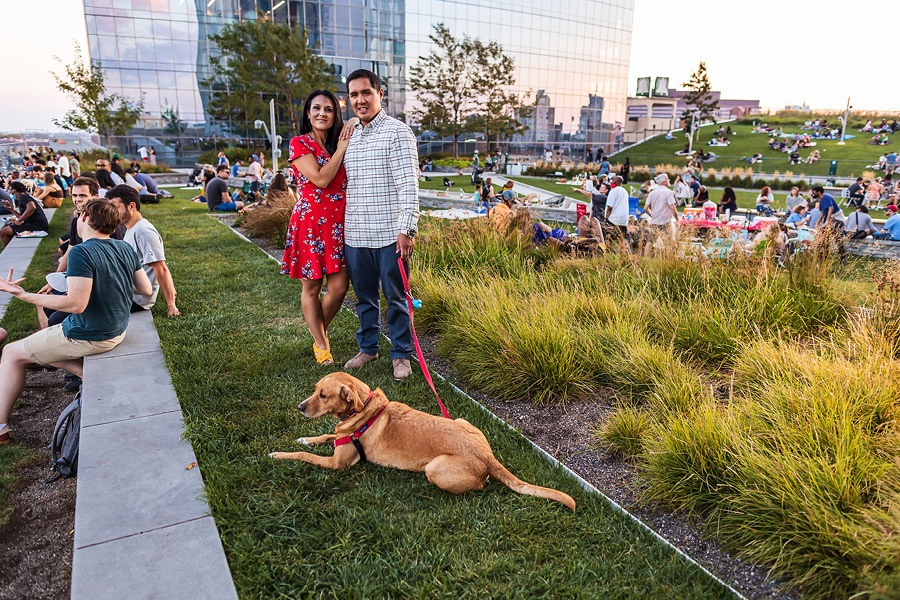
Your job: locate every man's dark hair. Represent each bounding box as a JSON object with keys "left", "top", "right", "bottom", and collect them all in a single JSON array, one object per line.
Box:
[
  {"left": 107, "top": 184, "right": 141, "bottom": 212},
  {"left": 9, "top": 181, "right": 27, "bottom": 194},
  {"left": 82, "top": 198, "right": 124, "bottom": 235},
  {"left": 811, "top": 185, "right": 825, "bottom": 194},
  {"left": 72, "top": 176, "right": 100, "bottom": 197},
  {"left": 858, "top": 205, "right": 869, "bottom": 213},
  {"left": 346, "top": 68, "right": 380, "bottom": 90},
  {"left": 216, "top": 163, "right": 230, "bottom": 173},
  {"left": 856, "top": 177, "right": 864, "bottom": 182}
]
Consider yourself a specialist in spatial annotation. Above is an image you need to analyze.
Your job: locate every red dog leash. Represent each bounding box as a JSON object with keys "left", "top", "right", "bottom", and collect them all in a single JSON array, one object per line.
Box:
[{"left": 398, "top": 256, "right": 450, "bottom": 419}]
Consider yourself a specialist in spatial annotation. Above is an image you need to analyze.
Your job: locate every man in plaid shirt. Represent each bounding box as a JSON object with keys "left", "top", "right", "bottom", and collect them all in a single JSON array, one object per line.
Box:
[{"left": 342, "top": 69, "right": 420, "bottom": 381}]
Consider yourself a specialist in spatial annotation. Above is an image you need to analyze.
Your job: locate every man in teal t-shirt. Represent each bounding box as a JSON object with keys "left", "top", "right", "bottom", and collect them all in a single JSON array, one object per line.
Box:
[{"left": 0, "top": 198, "right": 152, "bottom": 446}]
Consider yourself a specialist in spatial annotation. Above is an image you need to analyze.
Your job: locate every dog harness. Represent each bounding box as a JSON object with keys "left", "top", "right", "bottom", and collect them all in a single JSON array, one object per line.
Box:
[{"left": 333, "top": 391, "right": 384, "bottom": 463}]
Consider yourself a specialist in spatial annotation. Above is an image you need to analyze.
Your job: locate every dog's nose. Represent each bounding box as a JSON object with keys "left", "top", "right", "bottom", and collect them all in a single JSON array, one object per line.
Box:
[{"left": 298, "top": 400, "right": 308, "bottom": 415}]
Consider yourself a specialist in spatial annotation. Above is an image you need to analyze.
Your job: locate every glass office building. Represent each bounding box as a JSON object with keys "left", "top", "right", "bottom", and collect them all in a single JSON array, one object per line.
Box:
[{"left": 82, "top": 0, "right": 633, "bottom": 159}]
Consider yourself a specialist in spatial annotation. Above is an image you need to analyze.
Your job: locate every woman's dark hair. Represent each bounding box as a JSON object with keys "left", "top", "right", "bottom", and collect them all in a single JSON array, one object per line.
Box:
[
  {"left": 721, "top": 187, "right": 736, "bottom": 203},
  {"left": 9, "top": 181, "right": 27, "bottom": 194},
  {"left": 299, "top": 90, "right": 344, "bottom": 155},
  {"left": 269, "top": 172, "right": 289, "bottom": 193},
  {"left": 95, "top": 168, "right": 116, "bottom": 189}
]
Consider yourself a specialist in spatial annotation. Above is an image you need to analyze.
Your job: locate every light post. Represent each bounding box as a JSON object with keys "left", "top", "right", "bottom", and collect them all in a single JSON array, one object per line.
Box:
[
  {"left": 254, "top": 99, "right": 282, "bottom": 172},
  {"left": 686, "top": 112, "right": 698, "bottom": 155},
  {"left": 837, "top": 97, "right": 851, "bottom": 146}
]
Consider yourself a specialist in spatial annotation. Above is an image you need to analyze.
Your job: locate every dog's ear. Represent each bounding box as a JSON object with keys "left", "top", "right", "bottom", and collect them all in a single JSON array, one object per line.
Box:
[{"left": 340, "top": 385, "right": 364, "bottom": 412}]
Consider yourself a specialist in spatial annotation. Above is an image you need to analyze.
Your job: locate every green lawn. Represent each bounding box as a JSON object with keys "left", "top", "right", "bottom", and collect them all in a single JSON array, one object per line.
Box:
[
  {"left": 148, "top": 189, "right": 735, "bottom": 598},
  {"left": 0, "top": 207, "right": 71, "bottom": 527},
  {"left": 615, "top": 123, "right": 888, "bottom": 178}
]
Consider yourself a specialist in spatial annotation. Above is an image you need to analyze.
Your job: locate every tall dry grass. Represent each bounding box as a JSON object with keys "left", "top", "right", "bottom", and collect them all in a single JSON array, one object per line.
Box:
[{"left": 240, "top": 189, "right": 297, "bottom": 244}]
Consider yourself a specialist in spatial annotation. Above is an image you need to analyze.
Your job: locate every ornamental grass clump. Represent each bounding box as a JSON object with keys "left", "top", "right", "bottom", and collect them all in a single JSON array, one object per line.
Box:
[
  {"left": 641, "top": 404, "right": 738, "bottom": 516},
  {"left": 240, "top": 189, "right": 296, "bottom": 244},
  {"left": 598, "top": 406, "right": 650, "bottom": 458}
]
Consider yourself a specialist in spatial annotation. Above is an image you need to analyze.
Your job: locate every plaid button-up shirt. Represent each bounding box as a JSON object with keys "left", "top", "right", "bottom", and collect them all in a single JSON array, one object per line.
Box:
[{"left": 344, "top": 110, "right": 419, "bottom": 248}]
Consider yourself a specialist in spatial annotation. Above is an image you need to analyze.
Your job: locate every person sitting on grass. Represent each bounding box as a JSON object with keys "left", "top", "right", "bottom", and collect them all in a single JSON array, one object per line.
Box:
[
  {"left": 785, "top": 205, "right": 811, "bottom": 229},
  {"left": 755, "top": 185, "right": 776, "bottom": 217},
  {"left": 805, "top": 149, "right": 821, "bottom": 164},
  {"left": 204, "top": 164, "right": 244, "bottom": 212},
  {"left": 0, "top": 198, "right": 152, "bottom": 446},
  {"left": 0, "top": 181, "right": 49, "bottom": 247},
  {"left": 718, "top": 187, "right": 739, "bottom": 217},
  {"left": 190, "top": 166, "right": 217, "bottom": 203}
]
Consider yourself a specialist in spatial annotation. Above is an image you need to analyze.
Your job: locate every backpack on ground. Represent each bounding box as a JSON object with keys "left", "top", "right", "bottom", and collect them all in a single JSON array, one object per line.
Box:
[{"left": 48, "top": 392, "right": 81, "bottom": 481}]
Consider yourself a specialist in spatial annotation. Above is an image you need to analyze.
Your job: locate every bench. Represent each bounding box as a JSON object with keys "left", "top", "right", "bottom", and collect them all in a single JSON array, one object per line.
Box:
[{"left": 71, "top": 310, "right": 237, "bottom": 599}]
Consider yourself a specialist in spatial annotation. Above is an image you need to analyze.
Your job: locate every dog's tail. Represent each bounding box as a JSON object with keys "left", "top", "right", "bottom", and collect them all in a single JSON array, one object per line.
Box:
[{"left": 488, "top": 459, "right": 576, "bottom": 511}]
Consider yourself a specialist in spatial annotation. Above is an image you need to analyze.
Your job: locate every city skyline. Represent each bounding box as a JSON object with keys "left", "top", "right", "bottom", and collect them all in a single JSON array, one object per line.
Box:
[{"left": 2, "top": 0, "right": 897, "bottom": 133}]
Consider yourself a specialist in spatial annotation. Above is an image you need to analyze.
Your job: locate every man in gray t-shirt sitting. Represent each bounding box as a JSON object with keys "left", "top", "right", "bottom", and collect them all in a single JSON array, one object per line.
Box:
[{"left": 107, "top": 185, "right": 180, "bottom": 317}]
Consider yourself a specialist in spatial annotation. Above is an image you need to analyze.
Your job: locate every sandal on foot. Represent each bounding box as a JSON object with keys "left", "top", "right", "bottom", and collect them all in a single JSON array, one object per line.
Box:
[
  {"left": 313, "top": 341, "right": 334, "bottom": 365},
  {"left": 0, "top": 425, "right": 11, "bottom": 446}
]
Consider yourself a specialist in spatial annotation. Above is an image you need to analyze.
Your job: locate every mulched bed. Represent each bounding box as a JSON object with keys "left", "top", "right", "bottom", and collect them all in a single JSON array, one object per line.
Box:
[{"left": 0, "top": 369, "right": 77, "bottom": 600}]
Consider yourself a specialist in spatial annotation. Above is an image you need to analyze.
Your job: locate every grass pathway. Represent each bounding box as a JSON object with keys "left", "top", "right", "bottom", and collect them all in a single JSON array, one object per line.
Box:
[{"left": 149, "top": 193, "right": 735, "bottom": 598}]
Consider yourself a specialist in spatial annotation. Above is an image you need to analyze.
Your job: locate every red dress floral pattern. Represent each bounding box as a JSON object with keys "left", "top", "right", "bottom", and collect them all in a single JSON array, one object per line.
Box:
[{"left": 281, "top": 134, "right": 347, "bottom": 279}]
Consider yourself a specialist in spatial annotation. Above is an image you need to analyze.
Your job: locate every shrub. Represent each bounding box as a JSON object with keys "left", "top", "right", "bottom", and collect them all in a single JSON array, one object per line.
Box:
[
  {"left": 598, "top": 406, "right": 650, "bottom": 457},
  {"left": 433, "top": 158, "right": 471, "bottom": 170}
]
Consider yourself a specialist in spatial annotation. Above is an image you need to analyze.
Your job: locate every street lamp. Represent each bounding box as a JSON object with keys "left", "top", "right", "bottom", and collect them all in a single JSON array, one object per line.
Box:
[
  {"left": 254, "top": 99, "right": 281, "bottom": 172},
  {"left": 837, "top": 97, "right": 851, "bottom": 146}
]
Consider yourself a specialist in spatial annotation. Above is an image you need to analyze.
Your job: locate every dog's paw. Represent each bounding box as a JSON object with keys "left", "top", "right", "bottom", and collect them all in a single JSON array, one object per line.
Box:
[
  {"left": 268, "top": 452, "right": 282, "bottom": 459},
  {"left": 295, "top": 437, "right": 309, "bottom": 445}
]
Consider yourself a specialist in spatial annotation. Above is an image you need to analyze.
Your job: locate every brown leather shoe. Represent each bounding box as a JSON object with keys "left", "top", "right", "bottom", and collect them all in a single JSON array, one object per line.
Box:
[
  {"left": 343, "top": 352, "right": 379, "bottom": 369},
  {"left": 392, "top": 358, "right": 411, "bottom": 381}
]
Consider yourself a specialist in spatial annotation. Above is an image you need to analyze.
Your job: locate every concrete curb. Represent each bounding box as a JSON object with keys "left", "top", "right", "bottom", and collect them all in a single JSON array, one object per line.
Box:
[{"left": 71, "top": 311, "right": 237, "bottom": 600}]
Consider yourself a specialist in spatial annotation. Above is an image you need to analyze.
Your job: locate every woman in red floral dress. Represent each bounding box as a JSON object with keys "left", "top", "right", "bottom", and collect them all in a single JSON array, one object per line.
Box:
[{"left": 281, "top": 90, "right": 356, "bottom": 365}]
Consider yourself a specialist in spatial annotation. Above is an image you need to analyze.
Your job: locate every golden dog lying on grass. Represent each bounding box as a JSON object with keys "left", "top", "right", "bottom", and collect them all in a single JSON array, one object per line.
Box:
[{"left": 269, "top": 372, "right": 576, "bottom": 511}]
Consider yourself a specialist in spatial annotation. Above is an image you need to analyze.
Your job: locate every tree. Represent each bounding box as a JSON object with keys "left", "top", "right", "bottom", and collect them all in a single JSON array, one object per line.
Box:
[
  {"left": 206, "top": 13, "right": 333, "bottom": 135},
  {"left": 162, "top": 103, "right": 186, "bottom": 136},
  {"left": 681, "top": 61, "right": 719, "bottom": 146},
  {"left": 52, "top": 44, "right": 143, "bottom": 157},
  {"left": 409, "top": 24, "right": 530, "bottom": 157},
  {"left": 471, "top": 89, "right": 532, "bottom": 151}
]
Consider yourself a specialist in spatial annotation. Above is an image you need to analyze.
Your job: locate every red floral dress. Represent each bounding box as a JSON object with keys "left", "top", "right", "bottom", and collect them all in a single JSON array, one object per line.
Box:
[{"left": 281, "top": 134, "right": 347, "bottom": 279}]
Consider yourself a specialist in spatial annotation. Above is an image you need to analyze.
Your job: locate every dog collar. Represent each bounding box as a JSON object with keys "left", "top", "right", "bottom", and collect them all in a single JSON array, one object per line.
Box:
[{"left": 338, "top": 390, "right": 374, "bottom": 422}]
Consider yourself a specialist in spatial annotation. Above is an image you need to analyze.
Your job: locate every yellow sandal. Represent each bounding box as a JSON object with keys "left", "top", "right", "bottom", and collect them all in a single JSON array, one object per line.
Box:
[{"left": 313, "top": 340, "right": 334, "bottom": 365}]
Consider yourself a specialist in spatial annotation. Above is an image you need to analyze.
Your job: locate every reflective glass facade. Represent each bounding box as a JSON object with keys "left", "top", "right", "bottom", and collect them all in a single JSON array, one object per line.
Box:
[
  {"left": 405, "top": 0, "right": 633, "bottom": 156},
  {"left": 83, "top": 0, "right": 633, "bottom": 156}
]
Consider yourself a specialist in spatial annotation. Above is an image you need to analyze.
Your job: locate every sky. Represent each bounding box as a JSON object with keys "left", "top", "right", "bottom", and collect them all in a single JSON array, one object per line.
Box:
[{"left": 2, "top": 0, "right": 897, "bottom": 132}]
